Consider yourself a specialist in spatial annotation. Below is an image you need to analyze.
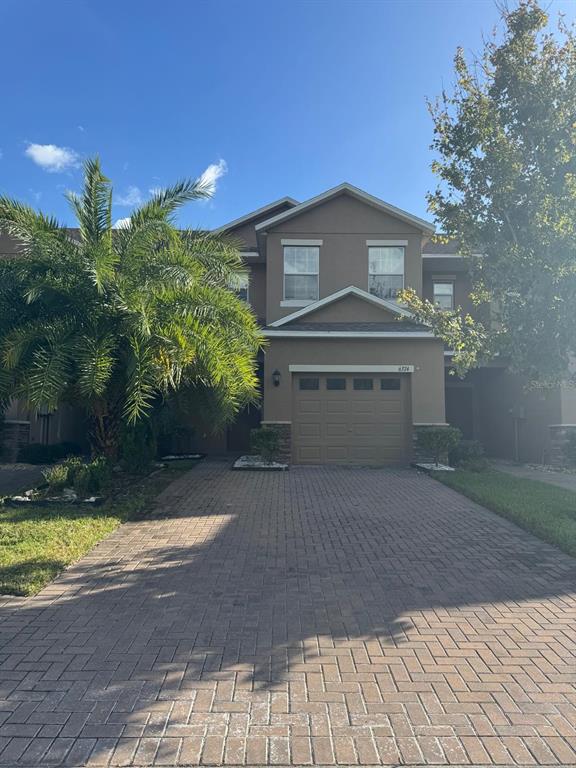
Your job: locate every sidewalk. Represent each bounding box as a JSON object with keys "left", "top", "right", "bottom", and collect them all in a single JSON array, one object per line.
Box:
[{"left": 493, "top": 458, "right": 576, "bottom": 492}]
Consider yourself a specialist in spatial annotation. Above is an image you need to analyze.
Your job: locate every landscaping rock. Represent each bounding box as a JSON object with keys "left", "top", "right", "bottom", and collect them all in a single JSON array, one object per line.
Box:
[{"left": 233, "top": 455, "right": 289, "bottom": 471}]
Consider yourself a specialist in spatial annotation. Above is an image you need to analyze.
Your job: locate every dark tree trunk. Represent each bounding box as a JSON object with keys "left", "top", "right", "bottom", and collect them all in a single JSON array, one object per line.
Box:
[{"left": 87, "top": 401, "right": 122, "bottom": 461}]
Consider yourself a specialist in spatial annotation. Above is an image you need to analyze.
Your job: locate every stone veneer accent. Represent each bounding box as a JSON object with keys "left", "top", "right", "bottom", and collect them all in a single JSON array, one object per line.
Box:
[
  {"left": 548, "top": 424, "right": 576, "bottom": 468},
  {"left": 261, "top": 421, "right": 292, "bottom": 462}
]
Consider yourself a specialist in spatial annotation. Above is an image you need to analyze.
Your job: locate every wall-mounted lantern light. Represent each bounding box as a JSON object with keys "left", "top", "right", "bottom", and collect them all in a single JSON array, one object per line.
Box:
[{"left": 272, "top": 369, "right": 281, "bottom": 387}]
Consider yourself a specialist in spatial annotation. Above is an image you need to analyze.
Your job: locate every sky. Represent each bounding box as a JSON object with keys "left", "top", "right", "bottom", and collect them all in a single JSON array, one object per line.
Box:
[{"left": 1, "top": 0, "right": 575, "bottom": 230}]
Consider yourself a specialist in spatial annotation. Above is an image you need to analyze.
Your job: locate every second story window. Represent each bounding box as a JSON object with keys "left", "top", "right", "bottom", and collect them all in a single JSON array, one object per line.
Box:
[
  {"left": 433, "top": 280, "right": 454, "bottom": 310},
  {"left": 284, "top": 246, "right": 319, "bottom": 302},
  {"left": 230, "top": 271, "right": 249, "bottom": 303},
  {"left": 368, "top": 246, "right": 404, "bottom": 300}
]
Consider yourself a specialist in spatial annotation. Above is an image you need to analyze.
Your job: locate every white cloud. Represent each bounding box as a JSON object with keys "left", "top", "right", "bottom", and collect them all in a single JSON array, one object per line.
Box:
[
  {"left": 29, "top": 189, "right": 42, "bottom": 203},
  {"left": 25, "top": 143, "right": 80, "bottom": 173},
  {"left": 113, "top": 217, "right": 131, "bottom": 229},
  {"left": 148, "top": 187, "right": 162, "bottom": 197},
  {"left": 115, "top": 185, "right": 143, "bottom": 206},
  {"left": 0, "top": 149, "right": 3, "bottom": 160},
  {"left": 198, "top": 158, "right": 227, "bottom": 195}
]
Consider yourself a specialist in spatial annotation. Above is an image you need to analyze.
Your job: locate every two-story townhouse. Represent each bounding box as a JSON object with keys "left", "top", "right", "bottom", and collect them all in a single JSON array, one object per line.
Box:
[
  {"left": 216, "top": 182, "right": 576, "bottom": 465},
  {"left": 4, "top": 182, "right": 576, "bottom": 465}
]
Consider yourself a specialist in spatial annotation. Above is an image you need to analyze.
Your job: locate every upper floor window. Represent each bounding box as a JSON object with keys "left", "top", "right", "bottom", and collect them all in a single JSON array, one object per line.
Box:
[
  {"left": 433, "top": 280, "right": 454, "bottom": 310},
  {"left": 284, "top": 246, "right": 319, "bottom": 302},
  {"left": 230, "top": 271, "right": 249, "bottom": 303},
  {"left": 368, "top": 246, "right": 404, "bottom": 300}
]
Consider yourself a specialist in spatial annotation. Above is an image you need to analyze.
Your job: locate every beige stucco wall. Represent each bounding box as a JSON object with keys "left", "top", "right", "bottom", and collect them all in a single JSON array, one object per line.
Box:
[
  {"left": 247, "top": 263, "right": 266, "bottom": 323},
  {"left": 423, "top": 264, "right": 475, "bottom": 315},
  {"left": 263, "top": 195, "right": 424, "bottom": 324},
  {"left": 263, "top": 338, "right": 446, "bottom": 425},
  {"left": 471, "top": 368, "right": 561, "bottom": 463},
  {"left": 287, "top": 294, "right": 399, "bottom": 323},
  {"left": 560, "top": 384, "right": 576, "bottom": 425}
]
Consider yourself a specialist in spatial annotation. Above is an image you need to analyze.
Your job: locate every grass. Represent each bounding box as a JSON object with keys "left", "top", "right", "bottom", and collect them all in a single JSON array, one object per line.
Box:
[
  {"left": 435, "top": 468, "right": 576, "bottom": 557},
  {"left": 0, "top": 460, "right": 199, "bottom": 597}
]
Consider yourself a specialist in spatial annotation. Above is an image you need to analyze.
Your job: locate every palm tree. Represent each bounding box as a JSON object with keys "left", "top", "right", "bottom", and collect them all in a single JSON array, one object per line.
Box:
[{"left": 0, "top": 158, "right": 263, "bottom": 459}]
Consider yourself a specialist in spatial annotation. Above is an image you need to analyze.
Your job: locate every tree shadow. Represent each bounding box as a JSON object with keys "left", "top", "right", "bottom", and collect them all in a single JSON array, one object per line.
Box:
[{"left": 0, "top": 459, "right": 575, "bottom": 765}]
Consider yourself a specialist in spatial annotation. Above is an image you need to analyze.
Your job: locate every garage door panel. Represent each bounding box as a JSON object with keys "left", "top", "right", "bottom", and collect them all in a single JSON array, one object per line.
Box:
[
  {"left": 325, "top": 400, "right": 349, "bottom": 414},
  {"left": 297, "top": 423, "right": 322, "bottom": 438},
  {"left": 326, "top": 446, "right": 348, "bottom": 461},
  {"left": 326, "top": 423, "right": 348, "bottom": 437},
  {"left": 293, "top": 373, "right": 411, "bottom": 465},
  {"left": 297, "top": 400, "right": 322, "bottom": 415}
]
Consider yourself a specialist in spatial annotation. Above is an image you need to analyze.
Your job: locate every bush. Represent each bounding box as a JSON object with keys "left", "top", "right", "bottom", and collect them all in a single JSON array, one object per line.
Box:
[
  {"left": 417, "top": 425, "right": 461, "bottom": 466},
  {"left": 71, "top": 457, "right": 111, "bottom": 497},
  {"left": 41, "top": 463, "right": 70, "bottom": 492},
  {"left": 17, "top": 441, "right": 82, "bottom": 465},
  {"left": 119, "top": 421, "right": 157, "bottom": 474},
  {"left": 250, "top": 426, "right": 281, "bottom": 463},
  {"left": 448, "top": 440, "right": 487, "bottom": 469}
]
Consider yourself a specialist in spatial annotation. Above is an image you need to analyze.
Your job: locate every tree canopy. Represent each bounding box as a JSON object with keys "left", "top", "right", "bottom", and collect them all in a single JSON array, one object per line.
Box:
[
  {"left": 0, "top": 158, "right": 263, "bottom": 457},
  {"left": 402, "top": 0, "right": 576, "bottom": 386}
]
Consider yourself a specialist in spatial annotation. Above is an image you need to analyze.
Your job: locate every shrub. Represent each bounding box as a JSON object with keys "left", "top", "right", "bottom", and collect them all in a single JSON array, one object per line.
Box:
[
  {"left": 17, "top": 441, "right": 82, "bottom": 465},
  {"left": 72, "top": 457, "right": 111, "bottom": 497},
  {"left": 563, "top": 431, "right": 576, "bottom": 467},
  {"left": 417, "top": 425, "right": 461, "bottom": 466},
  {"left": 449, "top": 439, "right": 485, "bottom": 467},
  {"left": 250, "top": 426, "right": 281, "bottom": 463},
  {"left": 41, "top": 463, "right": 70, "bottom": 492},
  {"left": 119, "top": 421, "right": 157, "bottom": 474}
]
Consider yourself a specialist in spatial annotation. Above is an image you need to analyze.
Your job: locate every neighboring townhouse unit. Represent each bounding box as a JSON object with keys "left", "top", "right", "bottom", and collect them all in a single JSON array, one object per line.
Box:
[{"left": 3, "top": 183, "right": 576, "bottom": 465}]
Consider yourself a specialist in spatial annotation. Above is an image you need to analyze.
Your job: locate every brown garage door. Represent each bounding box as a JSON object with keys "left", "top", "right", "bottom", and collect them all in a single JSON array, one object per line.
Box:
[{"left": 292, "top": 373, "right": 412, "bottom": 465}]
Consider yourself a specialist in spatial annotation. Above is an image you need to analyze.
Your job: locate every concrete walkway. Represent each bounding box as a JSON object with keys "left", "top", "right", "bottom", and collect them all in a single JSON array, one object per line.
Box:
[
  {"left": 0, "top": 460, "right": 575, "bottom": 766},
  {"left": 492, "top": 459, "right": 576, "bottom": 492},
  {"left": 0, "top": 464, "right": 44, "bottom": 497}
]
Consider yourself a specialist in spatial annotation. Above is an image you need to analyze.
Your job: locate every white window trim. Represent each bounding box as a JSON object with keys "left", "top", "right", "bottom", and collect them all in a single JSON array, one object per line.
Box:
[
  {"left": 366, "top": 239, "right": 408, "bottom": 246},
  {"left": 241, "top": 251, "right": 260, "bottom": 259},
  {"left": 283, "top": 244, "right": 319, "bottom": 303},
  {"left": 289, "top": 364, "right": 414, "bottom": 373},
  {"left": 432, "top": 279, "right": 455, "bottom": 310},
  {"left": 368, "top": 244, "right": 405, "bottom": 299},
  {"left": 281, "top": 239, "right": 323, "bottom": 246},
  {"left": 264, "top": 330, "right": 435, "bottom": 338},
  {"left": 280, "top": 299, "right": 313, "bottom": 308}
]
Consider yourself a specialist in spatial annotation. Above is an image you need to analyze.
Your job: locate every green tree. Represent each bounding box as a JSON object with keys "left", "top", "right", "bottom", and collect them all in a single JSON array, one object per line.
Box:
[
  {"left": 0, "top": 158, "right": 263, "bottom": 459},
  {"left": 402, "top": 0, "right": 576, "bottom": 386}
]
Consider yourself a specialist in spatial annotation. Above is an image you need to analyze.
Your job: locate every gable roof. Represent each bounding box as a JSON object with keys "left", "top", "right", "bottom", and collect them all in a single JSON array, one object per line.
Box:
[
  {"left": 255, "top": 183, "right": 435, "bottom": 234},
  {"left": 213, "top": 197, "right": 299, "bottom": 234},
  {"left": 269, "top": 286, "right": 415, "bottom": 328}
]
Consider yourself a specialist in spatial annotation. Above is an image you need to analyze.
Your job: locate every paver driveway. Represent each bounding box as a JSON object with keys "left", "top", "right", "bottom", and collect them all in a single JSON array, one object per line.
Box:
[{"left": 1, "top": 461, "right": 576, "bottom": 767}]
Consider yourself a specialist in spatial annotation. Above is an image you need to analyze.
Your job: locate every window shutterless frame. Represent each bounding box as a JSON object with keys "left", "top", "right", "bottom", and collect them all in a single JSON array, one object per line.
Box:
[
  {"left": 368, "top": 246, "right": 405, "bottom": 300},
  {"left": 283, "top": 245, "right": 319, "bottom": 302},
  {"left": 432, "top": 280, "right": 454, "bottom": 310}
]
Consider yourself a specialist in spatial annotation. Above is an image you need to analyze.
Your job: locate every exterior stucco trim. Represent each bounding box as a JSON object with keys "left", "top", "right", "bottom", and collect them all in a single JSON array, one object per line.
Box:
[
  {"left": 269, "top": 285, "right": 414, "bottom": 327},
  {"left": 255, "top": 183, "right": 435, "bottom": 234},
  {"left": 213, "top": 196, "right": 299, "bottom": 234},
  {"left": 366, "top": 239, "right": 408, "bottom": 246},
  {"left": 281, "top": 238, "right": 323, "bottom": 246},
  {"left": 289, "top": 364, "right": 414, "bottom": 373},
  {"left": 264, "top": 331, "right": 436, "bottom": 338}
]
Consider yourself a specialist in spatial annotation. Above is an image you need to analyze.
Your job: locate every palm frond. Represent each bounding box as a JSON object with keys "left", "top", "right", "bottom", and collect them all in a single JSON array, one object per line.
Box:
[
  {"left": 123, "top": 336, "right": 158, "bottom": 423},
  {"left": 74, "top": 335, "right": 116, "bottom": 398},
  {"left": 66, "top": 158, "right": 111, "bottom": 246}
]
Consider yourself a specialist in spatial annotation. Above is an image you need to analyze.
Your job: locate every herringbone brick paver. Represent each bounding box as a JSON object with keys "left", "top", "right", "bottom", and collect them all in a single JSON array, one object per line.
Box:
[{"left": 1, "top": 460, "right": 575, "bottom": 766}]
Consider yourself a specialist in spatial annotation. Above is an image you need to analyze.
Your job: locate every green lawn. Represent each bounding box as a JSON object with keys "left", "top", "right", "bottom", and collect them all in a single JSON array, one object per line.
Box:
[
  {"left": 0, "top": 461, "right": 198, "bottom": 597},
  {"left": 435, "top": 468, "right": 576, "bottom": 557}
]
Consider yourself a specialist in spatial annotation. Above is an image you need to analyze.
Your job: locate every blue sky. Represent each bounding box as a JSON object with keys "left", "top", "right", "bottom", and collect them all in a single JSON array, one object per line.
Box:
[{"left": 1, "top": 0, "right": 575, "bottom": 230}]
